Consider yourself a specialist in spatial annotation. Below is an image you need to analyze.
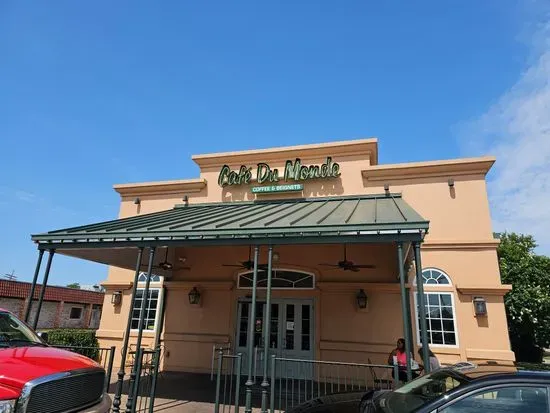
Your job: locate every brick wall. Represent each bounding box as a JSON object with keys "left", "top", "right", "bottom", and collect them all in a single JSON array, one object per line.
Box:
[
  {"left": 0, "top": 297, "right": 24, "bottom": 317},
  {"left": 27, "top": 301, "right": 58, "bottom": 329},
  {"left": 59, "top": 303, "right": 87, "bottom": 328}
]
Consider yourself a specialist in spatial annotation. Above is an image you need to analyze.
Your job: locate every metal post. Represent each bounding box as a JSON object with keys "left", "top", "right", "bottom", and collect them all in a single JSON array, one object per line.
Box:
[
  {"left": 270, "top": 355, "right": 276, "bottom": 413},
  {"left": 392, "top": 364, "right": 400, "bottom": 389},
  {"left": 112, "top": 247, "right": 144, "bottom": 413},
  {"left": 245, "top": 246, "right": 260, "bottom": 413},
  {"left": 33, "top": 249, "right": 55, "bottom": 330},
  {"left": 130, "top": 347, "right": 144, "bottom": 413},
  {"left": 154, "top": 287, "right": 167, "bottom": 349},
  {"left": 104, "top": 346, "right": 116, "bottom": 394},
  {"left": 214, "top": 349, "right": 224, "bottom": 413},
  {"left": 235, "top": 353, "right": 242, "bottom": 413},
  {"left": 397, "top": 243, "right": 412, "bottom": 382},
  {"left": 413, "top": 242, "right": 430, "bottom": 373},
  {"left": 24, "top": 249, "right": 44, "bottom": 323},
  {"left": 126, "top": 247, "right": 156, "bottom": 413},
  {"left": 261, "top": 246, "right": 274, "bottom": 413},
  {"left": 148, "top": 347, "right": 162, "bottom": 413}
]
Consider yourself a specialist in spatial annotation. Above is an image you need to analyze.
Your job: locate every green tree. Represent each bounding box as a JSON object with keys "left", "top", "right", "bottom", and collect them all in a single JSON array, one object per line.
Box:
[
  {"left": 66, "top": 283, "right": 80, "bottom": 289},
  {"left": 497, "top": 233, "right": 550, "bottom": 362}
]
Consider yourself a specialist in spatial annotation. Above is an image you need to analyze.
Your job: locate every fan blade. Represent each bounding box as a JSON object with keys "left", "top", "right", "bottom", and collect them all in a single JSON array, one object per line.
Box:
[
  {"left": 350, "top": 267, "right": 361, "bottom": 272},
  {"left": 352, "top": 264, "right": 376, "bottom": 269},
  {"left": 318, "top": 263, "right": 341, "bottom": 267}
]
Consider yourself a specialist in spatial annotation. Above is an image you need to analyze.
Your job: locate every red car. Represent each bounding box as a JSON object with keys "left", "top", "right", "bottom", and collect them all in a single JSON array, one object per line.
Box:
[{"left": 0, "top": 308, "right": 111, "bottom": 413}]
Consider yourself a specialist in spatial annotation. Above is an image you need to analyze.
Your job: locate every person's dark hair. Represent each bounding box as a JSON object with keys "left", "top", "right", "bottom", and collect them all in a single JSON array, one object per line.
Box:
[
  {"left": 397, "top": 338, "right": 405, "bottom": 346},
  {"left": 418, "top": 346, "right": 435, "bottom": 358}
]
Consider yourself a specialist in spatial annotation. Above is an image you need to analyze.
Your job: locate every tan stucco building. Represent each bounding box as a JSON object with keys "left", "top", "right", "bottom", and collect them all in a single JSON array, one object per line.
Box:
[{"left": 32, "top": 138, "right": 514, "bottom": 376}]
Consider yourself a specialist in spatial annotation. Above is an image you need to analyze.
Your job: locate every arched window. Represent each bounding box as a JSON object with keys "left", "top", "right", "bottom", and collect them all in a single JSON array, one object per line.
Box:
[
  {"left": 415, "top": 268, "right": 458, "bottom": 347},
  {"left": 137, "top": 272, "right": 162, "bottom": 283},
  {"left": 422, "top": 268, "right": 451, "bottom": 285},
  {"left": 238, "top": 269, "right": 315, "bottom": 290},
  {"left": 131, "top": 272, "right": 163, "bottom": 332}
]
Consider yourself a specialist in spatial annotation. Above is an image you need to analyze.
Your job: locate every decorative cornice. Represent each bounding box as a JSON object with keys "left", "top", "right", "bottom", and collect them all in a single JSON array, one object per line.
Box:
[
  {"left": 361, "top": 156, "right": 495, "bottom": 182},
  {"left": 456, "top": 285, "right": 512, "bottom": 295},
  {"left": 113, "top": 178, "right": 207, "bottom": 197},
  {"left": 317, "top": 282, "right": 400, "bottom": 294},
  {"left": 100, "top": 281, "right": 133, "bottom": 290},
  {"left": 192, "top": 138, "right": 379, "bottom": 168},
  {"left": 164, "top": 280, "right": 234, "bottom": 291},
  {"left": 422, "top": 239, "right": 500, "bottom": 250}
]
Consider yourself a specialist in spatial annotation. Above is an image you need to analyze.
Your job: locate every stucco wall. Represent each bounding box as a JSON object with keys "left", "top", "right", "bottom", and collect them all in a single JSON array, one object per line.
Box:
[{"left": 97, "top": 140, "right": 513, "bottom": 372}]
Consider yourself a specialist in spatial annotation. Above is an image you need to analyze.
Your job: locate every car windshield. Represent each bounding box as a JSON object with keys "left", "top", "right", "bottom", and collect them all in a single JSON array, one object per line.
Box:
[
  {"left": 0, "top": 311, "right": 44, "bottom": 347},
  {"left": 366, "top": 369, "right": 471, "bottom": 413}
]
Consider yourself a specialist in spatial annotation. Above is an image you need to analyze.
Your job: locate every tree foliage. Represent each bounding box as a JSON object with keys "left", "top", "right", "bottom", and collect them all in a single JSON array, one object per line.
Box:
[
  {"left": 66, "top": 283, "right": 80, "bottom": 289},
  {"left": 497, "top": 233, "right": 550, "bottom": 362}
]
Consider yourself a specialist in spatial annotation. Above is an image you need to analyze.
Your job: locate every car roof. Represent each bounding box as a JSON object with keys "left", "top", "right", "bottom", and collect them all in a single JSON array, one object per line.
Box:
[{"left": 447, "top": 362, "right": 550, "bottom": 381}]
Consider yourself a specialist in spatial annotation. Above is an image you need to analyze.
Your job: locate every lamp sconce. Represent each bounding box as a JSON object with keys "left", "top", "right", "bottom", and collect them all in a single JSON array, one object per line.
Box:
[
  {"left": 134, "top": 197, "right": 141, "bottom": 205},
  {"left": 182, "top": 195, "right": 189, "bottom": 206},
  {"left": 356, "top": 289, "right": 368, "bottom": 310},
  {"left": 384, "top": 184, "right": 390, "bottom": 196},
  {"left": 448, "top": 178, "right": 455, "bottom": 187},
  {"left": 473, "top": 296, "right": 487, "bottom": 317},
  {"left": 272, "top": 251, "right": 280, "bottom": 263},
  {"left": 188, "top": 286, "right": 201, "bottom": 306},
  {"left": 111, "top": 291, "right": 122, "bottom": 306}
]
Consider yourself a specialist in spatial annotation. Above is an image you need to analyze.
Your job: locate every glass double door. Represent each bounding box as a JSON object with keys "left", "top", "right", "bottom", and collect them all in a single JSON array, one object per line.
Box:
[{"left": 235, "top": 298, "right": 314, "bottom": 378}]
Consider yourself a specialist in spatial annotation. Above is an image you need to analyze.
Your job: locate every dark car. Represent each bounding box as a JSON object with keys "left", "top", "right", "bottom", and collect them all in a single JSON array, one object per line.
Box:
[{"left": 286, "top": 362, "right": 550, "bottom": 413}]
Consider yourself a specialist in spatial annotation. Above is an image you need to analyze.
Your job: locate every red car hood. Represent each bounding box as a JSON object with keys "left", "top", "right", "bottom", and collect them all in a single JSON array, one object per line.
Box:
[{"left": 0, "top": 346, "right": 99, "bottom": 392}]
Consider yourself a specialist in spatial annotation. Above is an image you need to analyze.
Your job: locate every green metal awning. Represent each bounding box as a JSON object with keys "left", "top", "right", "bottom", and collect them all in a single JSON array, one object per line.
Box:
[{"left": 31, "top": 194, "right": 429, "bottom": 249}]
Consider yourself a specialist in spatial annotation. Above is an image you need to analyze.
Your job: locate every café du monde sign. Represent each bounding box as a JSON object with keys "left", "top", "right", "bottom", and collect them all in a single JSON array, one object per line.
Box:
[{"left": 217, "top": 157, "right": 340, "bottom": 193}]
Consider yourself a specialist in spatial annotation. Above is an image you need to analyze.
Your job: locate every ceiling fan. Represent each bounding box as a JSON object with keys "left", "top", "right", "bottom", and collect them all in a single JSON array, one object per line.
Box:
[
  {"left": 319, "top": 245, "right": 376, "bottom": 272},
  {"left": 141, "top": 248, "right": 190, "bottom": 271},
  {"left": 222, "top": 246, "right": 267, "bottom": 271}
]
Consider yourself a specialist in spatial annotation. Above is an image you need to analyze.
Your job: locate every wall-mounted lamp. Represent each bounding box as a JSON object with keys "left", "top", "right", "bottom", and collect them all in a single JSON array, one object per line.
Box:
[
  {"left": 448, "top": 178, "right": 455, "bottom": 187},
  {"left": 188, "top": 287, "right": 201, "bottom": 305},
  {"left": 384, "top": 184, "right": 390, "bottom": 196},
  {"left": 473, "top": 296, "right": 487, "bottom": 317},
  {"left": 182, "top": 195, "right": 189, "bottom": 206},
  {"left": 134, "top": 197, "right": 141, "bottom": 205},
  {"left": 356, "top": 289, "right": 368, "bottom": 309},
  {"left": 272, "top": 252, "right": 280, "bottom": 263},
  {"left": 111, "top": 291, "right": 122, "bottom": 306}
]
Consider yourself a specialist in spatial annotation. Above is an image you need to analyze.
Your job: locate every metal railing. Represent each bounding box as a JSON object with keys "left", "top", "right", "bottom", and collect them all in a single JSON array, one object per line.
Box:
[
  {"left": 51, "top": 345, "right": 115, "bottom": 393},
  {"left": 126, "top": 347, "right": 162, "bottom": 413},
  {"left": 214, "top": 350, "right": 244, "bottom": 413},
  {"left": 269, "top": 356, "right": 399, "bottom": 412}
]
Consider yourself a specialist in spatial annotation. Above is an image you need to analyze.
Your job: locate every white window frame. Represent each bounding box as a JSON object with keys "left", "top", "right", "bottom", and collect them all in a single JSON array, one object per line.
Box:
[
  {"left": 414, "top": 268, "right": 459, "bottom": 348},
  {"left": 237, "top": 268, "right": 316, "bottom": 290},
  {"left": 131, "top": 285, "right": 163, "bottom": 332}
]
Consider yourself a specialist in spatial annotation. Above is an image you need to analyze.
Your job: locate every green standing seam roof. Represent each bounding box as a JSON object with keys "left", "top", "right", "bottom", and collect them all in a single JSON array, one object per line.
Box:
[{"left": 31, "top": 194, "right": 429, "bottom": 248}]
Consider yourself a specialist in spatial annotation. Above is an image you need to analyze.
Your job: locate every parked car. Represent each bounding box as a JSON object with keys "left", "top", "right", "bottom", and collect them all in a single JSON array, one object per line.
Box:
[
  {"left": 287, "top": 362, "right": 550, "bottom": 413},
  {"left": 0, "top": 308, "right": 111, "bottom": 412}
]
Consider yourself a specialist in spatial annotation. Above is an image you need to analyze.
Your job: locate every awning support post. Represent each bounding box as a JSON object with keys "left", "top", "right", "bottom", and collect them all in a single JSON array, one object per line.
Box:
[
  {"left": 397, "top": 242, "right": 412, "bottom": 382},
  {"left": 112, "top": 247, "right": 144, "bottom": 413},
  {"left": 32, "top": 249, "right": 55, "bottom": 330},
  {"left": 261, "top": 246, "right": 274, "bottom": 413},
  {"left": 245, "top": 245, "right": 260, "bottom": 413},
  {"left": 24, "top": 249, "right": 44, "bottom": 323},
  {"left": 126, "top": 246, "right": 156, "bottom": 413},
  {"left": 413, "top": 242, "right": 430, "bottom": 373}
]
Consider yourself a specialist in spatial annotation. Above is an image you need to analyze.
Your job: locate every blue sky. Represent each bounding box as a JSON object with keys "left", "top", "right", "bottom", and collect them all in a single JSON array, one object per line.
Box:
[{"left": 1, "top": 1, "right": 549, "bottom": 286}]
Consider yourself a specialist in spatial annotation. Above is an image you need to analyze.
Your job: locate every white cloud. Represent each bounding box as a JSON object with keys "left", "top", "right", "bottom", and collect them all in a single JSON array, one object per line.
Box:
[
  {"left": 14, "top": 190, "right": 36, "bottom": 203},
  {"left": 458, "top": 20, "right": 550, "bottom": 254}
]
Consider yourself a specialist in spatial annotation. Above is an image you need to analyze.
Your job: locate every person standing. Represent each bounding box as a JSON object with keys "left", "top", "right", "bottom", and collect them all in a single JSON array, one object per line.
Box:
[{"left": 417, "top": 346, "right": 441, "bottom": 373}]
